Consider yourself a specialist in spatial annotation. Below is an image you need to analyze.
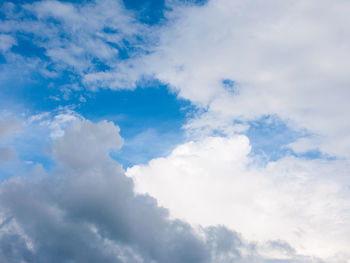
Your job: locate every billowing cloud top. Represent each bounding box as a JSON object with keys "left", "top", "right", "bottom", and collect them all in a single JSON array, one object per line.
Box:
[
  {"left": 0, "top": 120, "right": 317, "bottom": 262},
  {"left": 0, "top": 0, "right": 350, "bottom": 262}
]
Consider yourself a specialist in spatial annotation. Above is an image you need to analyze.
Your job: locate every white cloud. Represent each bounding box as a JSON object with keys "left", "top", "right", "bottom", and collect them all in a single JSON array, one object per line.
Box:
[
  {"left": 132, "top": 0, "right": 350, "bottom": 158},
  {"left": 124, "top": 6, "right": 350, "bottom": 259},
  {"left": 127, "top": 135, "right": 350, "bottom": 262},
  {"left": 25, "top": 107, "right": 84, "bottom": 139},
  {"left": 1, "top": 1, "right": 349, "bottom": 262}
]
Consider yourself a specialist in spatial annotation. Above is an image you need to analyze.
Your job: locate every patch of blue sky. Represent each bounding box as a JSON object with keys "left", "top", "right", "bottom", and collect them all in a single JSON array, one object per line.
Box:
[
  {"left": 79, "top": 83, "right": 195, "bottom": 167},
  {"left": 0, "top": 142, "right": 53, "bottom": 182},
  {"left": 0, "top": 0, "right": 200, "bottom": 168},
  {"left": 10, "top": 126, "right": 56, "bottom": 171},
  {"left": 0, "top": 66, "right": 78, "bottom": 112},
  {"left": 296, "top": 149, "right": 336, "bottom": 161},
  {"left": 123, "top": 0, "right": 209, "bottom": 25},
  {"left": 3, "top": 0, "right": 208, "bottom": 28},
  {"left": 0, "top": 0, "right": 212, "bottom": 171},
  {"left": 222, "top": 78, "right": 239, "bottom": 95},
  {"left": 0, "top": 54, "right": 5, "bottom": 64},
  {"left": 246, "top": 115, "right": 335, "bottom": 162},
  {"left": 123, "top": 0, "right": 166, "bottom": 25},
  {"left": 246, "top": 116, "right": 301, "bottom": 161},
  {"left": 1, "top": 66, "right": 194, "bottom": 169},
  {"left": 10, "top": 34, "right": 47, "bottom": 59},
  {"left": 0, "top": 163, "right": 18, "bottom": 181}
]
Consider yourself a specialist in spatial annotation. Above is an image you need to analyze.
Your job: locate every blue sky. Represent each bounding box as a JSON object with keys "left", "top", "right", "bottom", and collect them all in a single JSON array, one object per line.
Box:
[
  {"left": 0, "top": 0, "right": 350, "bottom": 262},
  {"left": 0, "top": 0, "right": 313, "bottom": 168},
  {"left": 0, "top": 0, "right": 201, "bottom": 168}
]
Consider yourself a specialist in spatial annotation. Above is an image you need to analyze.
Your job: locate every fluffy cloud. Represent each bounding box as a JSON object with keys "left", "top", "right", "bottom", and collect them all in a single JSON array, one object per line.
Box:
[
  {"left": 127, "top": 135, "right": 350, "bottom": 262},
  {"left": 124, "top": 3, "right": 350, "bottom": 260},
  {"left": 0, "top": 120, "right": 319, "bottom": 263},
  {"left": 133, "top": 0, "right": 350, "bottom": 158},
  {"left": 53, "top": 120, "right": 123, "bottom": 168},
  {"left": 1, "top": 1, "right": 349, "bottom": 262}
]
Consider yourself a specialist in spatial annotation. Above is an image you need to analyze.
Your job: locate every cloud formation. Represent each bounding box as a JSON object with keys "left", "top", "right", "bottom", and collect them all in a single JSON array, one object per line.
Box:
[
  {"left": 0, "top": 0, "right": 149, "bottom": 94},
  {"left": 0, "top": 120, "right": 320, "bottom": 263},
  {"left": 0, "top": 1, "right": 349, "bottom": 262},
  {"left": 127, "top": 135, "right": 350, "bottom": 262},
  {"left": 135, "top": 0, "right": 350, "bottom": 158}
]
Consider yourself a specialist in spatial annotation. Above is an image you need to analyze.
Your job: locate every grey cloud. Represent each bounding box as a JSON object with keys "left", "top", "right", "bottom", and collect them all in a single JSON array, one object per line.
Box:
[
  {"left": 0, "top": 147, "right": 15, "bottom": 162},
  {"left": 264, "top": 240, "right": 296, "bottom": 256},
  {"left": 0, "top": 119, "right": 20, "bottom": 140},
  {"left": 52, "top": 120, "right": 123, "bottom": 168},
  {"left": 0, "top": 120, "right": 317, "bottom": 262},
  {"left": 0, "top": 118, "right": 20, "bottom": 162}
]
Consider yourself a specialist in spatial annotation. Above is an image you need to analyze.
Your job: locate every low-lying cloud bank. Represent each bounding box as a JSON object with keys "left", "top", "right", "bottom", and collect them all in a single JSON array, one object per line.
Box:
[{"left": 0, "top": 120, "right": 318, "bottom": 263}]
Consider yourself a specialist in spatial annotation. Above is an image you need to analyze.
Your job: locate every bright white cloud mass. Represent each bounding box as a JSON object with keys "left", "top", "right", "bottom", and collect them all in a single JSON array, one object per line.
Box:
[{"left": 0, "top": 0, "right": 350, "bottom": 262}]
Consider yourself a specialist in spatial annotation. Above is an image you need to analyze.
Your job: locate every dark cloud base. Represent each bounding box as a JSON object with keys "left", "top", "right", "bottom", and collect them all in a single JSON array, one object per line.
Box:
[{"left": 0, "top": 120, "right": 319, "bottom": 263}]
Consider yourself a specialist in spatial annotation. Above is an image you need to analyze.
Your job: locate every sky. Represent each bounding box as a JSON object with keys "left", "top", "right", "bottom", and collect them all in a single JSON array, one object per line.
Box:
[{"left": 0, "top": 0, "right": 349, "bottom": 262}]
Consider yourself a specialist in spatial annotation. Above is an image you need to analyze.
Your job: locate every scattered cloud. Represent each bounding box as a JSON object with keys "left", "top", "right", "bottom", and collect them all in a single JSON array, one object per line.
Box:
[
  {"left": 0, "top": 0, "right": 151, "bottom": 95},
  {"left": 0, "top": 0, "right": 349, "bottom": 262}
]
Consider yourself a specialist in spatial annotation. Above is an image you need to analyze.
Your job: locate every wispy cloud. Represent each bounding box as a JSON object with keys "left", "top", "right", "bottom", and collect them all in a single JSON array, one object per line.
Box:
[{"left": 0, "top": 0, "right": 151, "bottom": 96}]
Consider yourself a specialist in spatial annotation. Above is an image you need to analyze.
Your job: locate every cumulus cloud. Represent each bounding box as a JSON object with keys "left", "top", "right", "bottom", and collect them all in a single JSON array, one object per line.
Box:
[
  {"left": 53, "top": 120, "right": 123, "bottom": 168},
  {"left": 116, "top": 3, "right": 350, "bottom": 261},
  {"left": 127, "top": 135, "right": 350, "bottom": 262},
  {"left": 0, "top": 120, "right": 319, "bottom": 263},
  {"left": 1, "top": 1, "right": 349, "bottom": 262},
  {"left": 122, "top": 3, "right": 350, "bottom": 260}
]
